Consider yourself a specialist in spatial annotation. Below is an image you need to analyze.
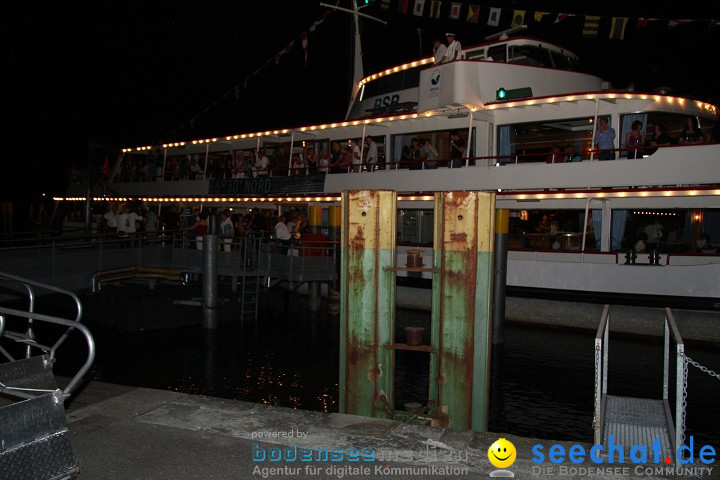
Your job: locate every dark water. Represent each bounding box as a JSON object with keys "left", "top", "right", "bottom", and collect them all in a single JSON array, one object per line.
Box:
[{"left": 45, "top": 284, "right": 719, "bottom": 448}]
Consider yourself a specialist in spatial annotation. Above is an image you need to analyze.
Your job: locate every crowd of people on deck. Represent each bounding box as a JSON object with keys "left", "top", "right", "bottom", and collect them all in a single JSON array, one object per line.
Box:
[{"left": 95, "top": 202, "right": 317, "bottom": 251}]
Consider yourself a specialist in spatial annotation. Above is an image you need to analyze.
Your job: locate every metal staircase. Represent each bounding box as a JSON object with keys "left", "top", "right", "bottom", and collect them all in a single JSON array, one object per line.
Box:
[
  {"left": 238, "top": 236, "right": 265, "bottom": 321},
  {"left": 593, "top": 305, "right": 681, "bottom": 463},
  {"left": 0, "top": 272, "right": 95, "bottom": 480}
]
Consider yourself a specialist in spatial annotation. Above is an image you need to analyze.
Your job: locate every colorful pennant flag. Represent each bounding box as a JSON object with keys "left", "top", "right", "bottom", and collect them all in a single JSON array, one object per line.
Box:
[
  {"left": 413, "top": 0, "right": 425, "bottom": 16},
  {"left": 609, "top": 17, "right": 628, "bottom": 40},
  {"left": 487, "top": 7, "right": 501, "bottom": 26},
  {"left": 381, "top": 0, "right": 391, "bottom": 10},
  {"left": 274, "top": 40, "right": 295, "bottom": 64},
  {"left": 511, "top": 10, "right": 526, "bottom": 28},
  {"left": 583, "top": 16, "right": 601, "bottom": 37},
  {"left": 534, "top": 11, "right": 549, "bottom": 22},
  {"left": 635, "top": 18, "right": 649, "bottom": 29},
  {"left": 467, "top": 4, "right": 480, "bottom": 23},
  {"left": 449, "top": 2, "right": 461, "bottom": 20},
  {"left": 429, "top": 0, "right": 442, "bottom": 19},
  {"left": 668, "top": 19, "right": 690, "bottom": 28},
  {"left": 555, "top": 13, "right": 568, "bottom": 23},
  {"left": 397, "top": 0, "right": 409, "bottom": 14}
]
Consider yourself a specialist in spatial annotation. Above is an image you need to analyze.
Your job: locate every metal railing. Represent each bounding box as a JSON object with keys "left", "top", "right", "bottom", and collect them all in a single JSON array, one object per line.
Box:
[
  {"left": 106, "top": 143, "right": 700, "bottom": 184},
  {"left": 0, "top": 272, "right": 95, "bottom": 400},
  {"left": 593, "top": 305, "right": 685, "bottom": 455},
  {"left": 663, "top": 308, "right": 684, "bottom": 457}
]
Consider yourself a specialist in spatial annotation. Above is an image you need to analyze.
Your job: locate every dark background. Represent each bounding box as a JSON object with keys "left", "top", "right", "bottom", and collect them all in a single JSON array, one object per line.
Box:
[{"left": 4, "top": 1, "right": 719, "bottom": 202}]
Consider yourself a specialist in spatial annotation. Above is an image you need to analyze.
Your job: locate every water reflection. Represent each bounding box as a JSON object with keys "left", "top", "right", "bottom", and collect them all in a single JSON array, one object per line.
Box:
[{"left": 78, "top": 286, "right": 719, "bottom": 447}]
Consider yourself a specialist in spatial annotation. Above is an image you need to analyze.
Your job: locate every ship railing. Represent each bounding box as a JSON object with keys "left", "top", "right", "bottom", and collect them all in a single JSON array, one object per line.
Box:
[
  {"left": 0, "top": 272, "right": 95, "bottom": 400},
  {"left": 108, "top": 143, "right": 698, "bottom": 182}
]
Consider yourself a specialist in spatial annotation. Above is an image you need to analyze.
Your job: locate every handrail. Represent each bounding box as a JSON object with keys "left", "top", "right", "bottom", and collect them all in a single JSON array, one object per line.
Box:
[
  {"left": 0, "top": 307, "right": 95, "bottom": 398},
  {"left": 593, "top": 304, "right": 610, "bottom": 445},
  {"left": 663, "top": 307, "right": 684, "bottom": 459}
]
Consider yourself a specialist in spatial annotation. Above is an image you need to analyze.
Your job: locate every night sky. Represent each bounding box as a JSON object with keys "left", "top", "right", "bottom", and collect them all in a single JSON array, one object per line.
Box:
[{"left": 4, "top": 1, "right": 719, "bottom": 201}]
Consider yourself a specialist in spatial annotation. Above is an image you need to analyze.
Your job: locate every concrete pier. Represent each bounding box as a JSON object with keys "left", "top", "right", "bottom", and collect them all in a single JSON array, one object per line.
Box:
[{"left": 61, "top": 380, "right": 700, "bottom": 479}]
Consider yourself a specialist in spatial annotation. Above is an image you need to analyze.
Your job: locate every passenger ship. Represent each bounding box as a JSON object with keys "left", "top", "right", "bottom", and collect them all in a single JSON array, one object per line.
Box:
[{"left": 64, "top": 33, "right": 720, "bottom": 307}]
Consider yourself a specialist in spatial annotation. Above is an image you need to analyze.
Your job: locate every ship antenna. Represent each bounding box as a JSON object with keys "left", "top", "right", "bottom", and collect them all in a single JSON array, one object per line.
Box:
[{"left": 320, "top": 2, "right": 387, "bottom": 119}]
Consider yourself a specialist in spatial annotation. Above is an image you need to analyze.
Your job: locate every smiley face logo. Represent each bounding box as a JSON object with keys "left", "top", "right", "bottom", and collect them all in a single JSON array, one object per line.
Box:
[{"left": 488, "top": 438, "right": 516, "bottom": 469}]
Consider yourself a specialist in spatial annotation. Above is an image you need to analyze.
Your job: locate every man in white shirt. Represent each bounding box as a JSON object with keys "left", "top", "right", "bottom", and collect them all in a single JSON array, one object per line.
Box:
[
  {"left": 220, "top": 210, "right": 234, "bottom": 252},
  {"left": 433, "top": 38, "right": 447, "bottom": 64},
  {"left": 364, "top": 135, "right": 378, "bottom": 172},
  {"left": 275, "top": 215, "right": 291, "bottom": 253},
  {"left": 103, "top": 205, "right": 118, "bottom": 234},
  {"left": 256, "top": 150, "right": 270, "bottom": 176},
  {"left": 351, "top": 140, "right": 362, "bottom": 173},
  {"left": 444, "top": 33, "right": 462, "bottom": 63}
]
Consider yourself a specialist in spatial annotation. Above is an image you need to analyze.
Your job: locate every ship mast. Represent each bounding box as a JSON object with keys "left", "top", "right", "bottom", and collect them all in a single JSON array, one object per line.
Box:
[{"left": 320, "top": 2, "right": 386, "bottom": 119}]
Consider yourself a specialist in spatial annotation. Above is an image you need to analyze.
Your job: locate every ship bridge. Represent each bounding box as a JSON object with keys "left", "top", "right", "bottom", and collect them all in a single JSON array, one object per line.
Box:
[{"left": 348, "top": 37, "right": 602, "bottom": 119}]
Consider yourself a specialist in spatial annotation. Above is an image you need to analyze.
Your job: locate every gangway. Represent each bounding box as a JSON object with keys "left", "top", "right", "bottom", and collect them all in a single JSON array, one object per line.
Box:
[
  {"left": 593, "top": 305, "right": 683, "bottom": 463},
  {"left": 0, "top": 272, "right": 95, "bottom": 479}
]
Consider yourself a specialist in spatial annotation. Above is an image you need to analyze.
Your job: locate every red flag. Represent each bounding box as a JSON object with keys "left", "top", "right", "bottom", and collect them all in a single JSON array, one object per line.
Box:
[
  {"left": 555, "top": 13, "right": 567, "bottom": 23},
  {"left": 635, "top": 18, "right": 649, "bottom": 29}
]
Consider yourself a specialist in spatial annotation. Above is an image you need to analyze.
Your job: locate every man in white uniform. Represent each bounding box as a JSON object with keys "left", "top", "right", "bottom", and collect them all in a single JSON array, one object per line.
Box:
[
  {"left": 433, "top": 38, "right": 447, "bottom": 64},
  {"left": 444, "top": 33, "right": 462, "bottom": 62}
]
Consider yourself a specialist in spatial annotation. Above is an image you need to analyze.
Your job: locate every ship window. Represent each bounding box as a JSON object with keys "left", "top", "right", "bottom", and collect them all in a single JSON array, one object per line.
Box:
[
  {"left": 398, "top": 209, "right": 434, "bottom": 245},
  {"left": 363, "top": 79, "right": 380, "bottom": 98},
  {"left": 497, "top": 116, "right": 595, "bottom": 164},
  {"left": 379, "top": 72, "right": 404, "bottom": 95},
  {"left": 465, "top": 48, "right": 486, "bottom": 60},
  {"left": 488, "top": 45, "right": 506, "bottom": 63},
  {"left": 550, "top": 52, "right": 575, "bottom": 70},
  {"left": 402, "top": 69, "right": 420, "bottom": 90},
  {"left": 508, "top": 45, "right": 552, "bottom": 67},
  {"left": 643, "top": 112, "right": 715, "bottom": 148}
]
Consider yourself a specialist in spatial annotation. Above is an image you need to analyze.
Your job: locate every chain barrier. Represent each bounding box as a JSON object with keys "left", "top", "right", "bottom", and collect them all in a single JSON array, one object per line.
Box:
[
  {"left": 677, "top": 352, "right": 718, "bottom": 463},
  {"left": 592, "top": 343, "right": 601, "bottom": 431}
]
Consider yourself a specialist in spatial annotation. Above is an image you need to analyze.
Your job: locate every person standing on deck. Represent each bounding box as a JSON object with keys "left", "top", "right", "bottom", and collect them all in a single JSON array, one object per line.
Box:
[
  {"left": 449, "top": 131, "right": 465, "bottom": 168},
  {"left": 444, "top": 33, "right": 462, "bottom": 62},
  {"left": 256, "top": 149, "right": 270, "bottom": 176},
  {"left": 351, "top": 140, "right": 362, "bottom": 172},
  {"left": 220, "top": 210, "right": 234, "bottom": 252},
  {"left": 594, "top": 117, "right": 616, "bottom": 160},
  {"left": 365, "top": 135, "right": 378, "bottom": 172},
  {"left": 433, "top": 38, "right": 447, "bottom": 64}
]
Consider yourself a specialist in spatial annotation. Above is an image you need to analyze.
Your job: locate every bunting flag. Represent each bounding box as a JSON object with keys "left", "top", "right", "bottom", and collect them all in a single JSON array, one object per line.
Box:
[
  {"left": 583, "top": 16, "right": 601, "bottom": 37},
  {"left": 534, "top": 11, "right": 549, "bottom": 22},
  {"left": 511, "top": 10, "right": 525, "bottom": 28},
  {"left": 299, "top": 32, "right": 308, "bottom": 66},
  {"left": 274, "top": 40, "right": 295, "bottom": 64},
  {"left": 609, "top": 17, "right": 628, "bottom": 40},
  {"left": 397, "top": 0, "right": 409, "bottom": 14},
  {"left": 449, "top": 2, "right": 461, "bottom": 20},
  {"left": 555, "top": 13, "right": 568, "bottom": 23},
  {"left": 413, "top": 0, "right": 425, "bottom": 16},
  {"left": 467, "top": 4, "right": 480, "bottom": 23},
  {"left": 668, "top": 19, "right": 690, "bottom": 28},
  {"left": 636, "top": 18, "right": 649, "bottom": 29},
  {"left": 381, "top": 0, "right": 391, "bottom": 10},
  {"left": 429, "top": 0, "right": 442, "bottom": 18},
  {"left": 487, "top": 7, "right": 501, "bottom": 26}
]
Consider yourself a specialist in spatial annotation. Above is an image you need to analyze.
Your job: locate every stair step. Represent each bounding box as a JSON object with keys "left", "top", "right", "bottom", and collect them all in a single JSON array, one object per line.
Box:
[
  {"left": 0, "top": 355, "right": 57, "bottom": 399},
  {"left": 0, "top": 392, "right": 78, "bottom": 480}
]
